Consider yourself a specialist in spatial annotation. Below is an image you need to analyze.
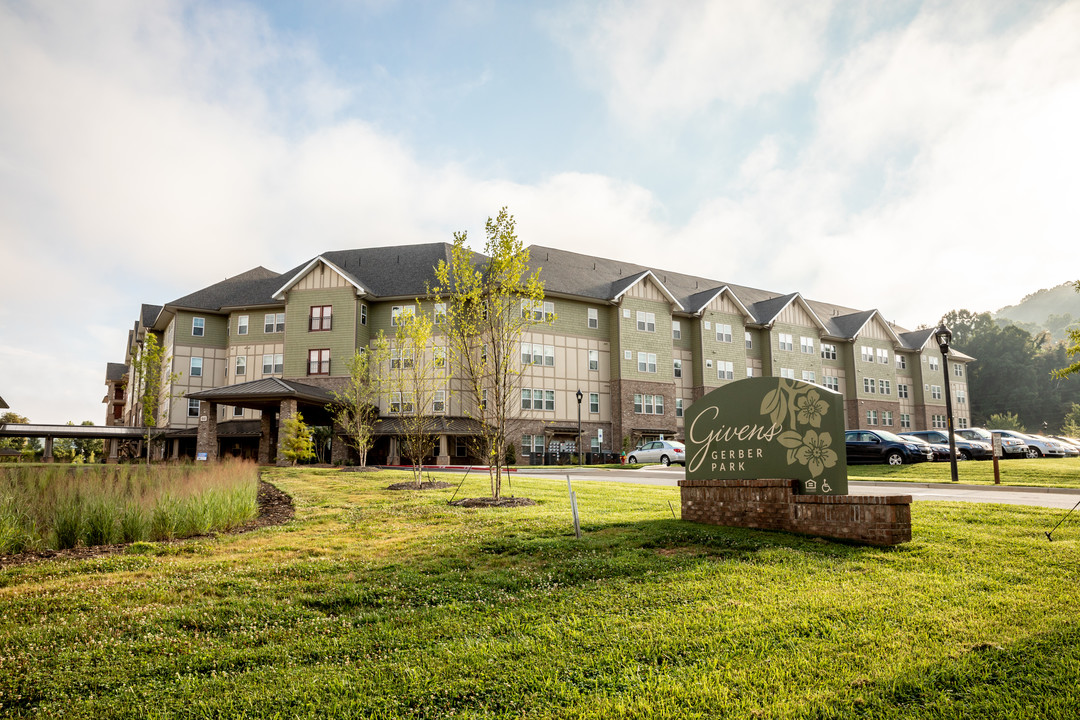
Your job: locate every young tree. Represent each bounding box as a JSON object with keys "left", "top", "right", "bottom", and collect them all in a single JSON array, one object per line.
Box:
[
  {"left": 130, "top": 331, "right": 180, "bottom": 461},
  {"left": 329, "top": 333, "right": 390, "bottom": 467},
  {"left": 432, "top": 207, "right": 550, "bottom": 499},
  {"left": 987, "top": 411, "right": 1025, "bottom": 432},
  {"left": 1053, "top": 281, "right": 1080, "bottom": 380},
  {"left": 280, "top": 412, "right": 315, "bottom": 466},
  {"left": 1060, "top": 403, "right": 1080, "bottom": 437},
  {"left": 385, "top": 306, "right": 440, "bottom": 485}
]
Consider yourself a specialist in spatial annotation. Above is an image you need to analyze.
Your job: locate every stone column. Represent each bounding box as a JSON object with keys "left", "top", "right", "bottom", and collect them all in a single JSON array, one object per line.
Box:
[
  {"left": 43, "top": 436, "right": 54, "bottom": 463},
  {"left": 258, "top": 413, "right": 273, "bottom": 464},
  {"left": 171, "top": 438, "right": 180, "bottom": 461},
  {"left": 196, "top": 401, "right": 219, "bottom": 462},
  {"left": 388, "top": 436, "right": 400, "bottom": 466},
  {"left": 106, "top": 439, "right": 119, "bottom": 464},
  {"left": 276, "top": 398, "right": 298, "bottom": 466},
  {"left": 330, "top": 421, "right": 349, "bottom": 466},
  {"left": 437, "top": 434, "right": 450, "bottom": 466}
]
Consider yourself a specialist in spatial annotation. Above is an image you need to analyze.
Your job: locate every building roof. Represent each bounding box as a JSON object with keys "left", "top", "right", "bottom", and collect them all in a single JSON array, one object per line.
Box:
[
  {"left": 186, "top": 377, "right": 337, "bottom": 405},
  {"left": 167, "top": 267, "right": 283, "bottom": 311},
  {"left": 105, "top": 362, "right": 128, "bottom": 382},
  {"left": 0, "top": 396, "right": 7, "bottom": 410},
  {"left": 373, "top": 416, "right": 486, "bottom": 436}
]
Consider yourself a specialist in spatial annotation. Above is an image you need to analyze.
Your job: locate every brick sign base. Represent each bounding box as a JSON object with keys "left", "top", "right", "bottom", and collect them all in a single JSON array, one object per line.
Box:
[{"left": 678, "top": 478, "right": 912, "bottom": 546}]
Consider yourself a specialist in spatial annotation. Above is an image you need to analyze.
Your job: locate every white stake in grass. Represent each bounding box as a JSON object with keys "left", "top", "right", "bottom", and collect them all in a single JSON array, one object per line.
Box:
[{"left": 567, "top": 475, "right": 581, "bottom": 539}]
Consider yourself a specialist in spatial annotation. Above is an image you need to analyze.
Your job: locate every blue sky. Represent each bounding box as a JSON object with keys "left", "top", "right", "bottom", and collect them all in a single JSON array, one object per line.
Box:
[{"left": 1, "top": 0, "right": 1079, "bottom": 424}]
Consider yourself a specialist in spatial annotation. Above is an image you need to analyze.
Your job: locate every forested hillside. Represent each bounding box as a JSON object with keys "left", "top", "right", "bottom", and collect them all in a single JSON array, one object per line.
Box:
[{"left": 994, "top": 282, "right": 1080, "bottom": 341}]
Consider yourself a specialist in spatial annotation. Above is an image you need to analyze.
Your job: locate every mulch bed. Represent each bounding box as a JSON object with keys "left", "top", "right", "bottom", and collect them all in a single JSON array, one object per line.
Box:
[
  {"left": 449, "top": 497, "right": 537, "bottom": 508},
  {"left": 0, "top": 480, "right": 294, "bottom": 570}
]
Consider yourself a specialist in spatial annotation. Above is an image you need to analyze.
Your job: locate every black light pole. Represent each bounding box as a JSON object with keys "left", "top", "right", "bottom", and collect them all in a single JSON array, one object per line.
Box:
[
  {"left": 576, "top": 389, "right": 583, "bottom": 467},
  {"left": 935, "top": 324, "right": 959, "bottom": 483}
]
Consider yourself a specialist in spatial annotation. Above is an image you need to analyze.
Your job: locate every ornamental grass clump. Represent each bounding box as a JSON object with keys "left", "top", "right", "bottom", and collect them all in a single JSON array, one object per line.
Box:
[{"left": 0, "top": 461, "right": 259, "bottom": 554}]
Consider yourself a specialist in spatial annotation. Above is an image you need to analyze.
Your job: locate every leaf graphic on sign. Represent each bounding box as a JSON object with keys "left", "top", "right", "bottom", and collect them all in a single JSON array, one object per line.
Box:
[
  {"left": 760, "top": 388, "right": 785, "bottom": 427},
  {"left": 777, "top": 430, "right": 803, "bottom": 449}
]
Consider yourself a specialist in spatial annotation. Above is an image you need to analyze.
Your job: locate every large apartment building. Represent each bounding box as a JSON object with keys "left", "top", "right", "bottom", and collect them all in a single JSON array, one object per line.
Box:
[{"left": 108, "top": 243, "right": 972, "bottom": 464}]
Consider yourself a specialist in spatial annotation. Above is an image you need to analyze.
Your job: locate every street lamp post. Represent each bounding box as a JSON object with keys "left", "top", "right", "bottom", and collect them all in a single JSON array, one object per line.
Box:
[
  {"left": 934, "top": 324, "right": 959, "bottom": 483},
  {"left": 576, "top": 389, "right": 583, "bottom": 467}
]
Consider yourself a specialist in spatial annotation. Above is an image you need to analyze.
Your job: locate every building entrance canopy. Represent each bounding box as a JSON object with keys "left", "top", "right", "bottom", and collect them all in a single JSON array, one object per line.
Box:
[{"left": 186, "top": 378, "right": 337, "bottom": 425}]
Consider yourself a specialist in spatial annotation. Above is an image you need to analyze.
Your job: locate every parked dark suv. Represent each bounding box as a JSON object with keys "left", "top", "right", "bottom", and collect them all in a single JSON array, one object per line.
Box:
[
  {"left": 845, "top": 430, "right": 933, "bottom": 465},
  {"left": 904, "top": 430, "right": 993, "bottom": 460}
]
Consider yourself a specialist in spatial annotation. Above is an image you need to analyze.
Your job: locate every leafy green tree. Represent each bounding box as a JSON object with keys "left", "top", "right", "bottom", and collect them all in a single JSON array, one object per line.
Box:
[
  {"left": 73, "top": 421, "right": 104, "bottom": 462},
  {"left": 1060, "top": 403, "right": 1080, "bottom": 437},
  {"left": 987, "top": 412, "right": 1025, "bottom": 432},
  {"left": 385, "top": 305, "right": 440, "bottom": 485},
  {"left": 0, "top": 412, "right": 41, "bottom": 460},
  {"left": 432, "top": 207, "right": 550, "bottom": 499},
  {"left": 280, "top": 412, "right": 315, "bottom": 466},
  {"left": 130, "top": 331, "right": 180, "bottom": 461},
  {"left": 329, "top": 333, "right": 390, "bottom": 467},
  {"left": 1053, "top": 281, "right": 1080, "bottom": 380}
]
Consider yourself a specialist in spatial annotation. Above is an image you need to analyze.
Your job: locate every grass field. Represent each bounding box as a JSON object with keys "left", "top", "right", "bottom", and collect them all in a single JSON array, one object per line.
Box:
[
  {"left": 846, "top": 456, "right": 1080, "bottom": 488},
  {"left": 1, "top": 468, "right": 1078, "bottom": 718}
]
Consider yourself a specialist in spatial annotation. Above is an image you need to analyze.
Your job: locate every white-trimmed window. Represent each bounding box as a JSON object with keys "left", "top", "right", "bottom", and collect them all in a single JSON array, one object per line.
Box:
[
  {"left": 188, "top": 398, "right": 201, "bottom": 418},
  {"left": 745, "top": 331, "right": 753, "bottom": 349},
  {"left": 391, "top": 305, "right": 415, "bottom": 326},
  {"left": 522, "top": 300, "right": 554, "bottom": 322},
  {"left": 801, "top": 336, "right": 814, "bottom": 354},
  {"left": 262, "top": 354, "right": 283, "bottom": 375},
  {"left": 589, "top": 393, "right": 599, "bottom": 414},
  {"left": 434, "top": 303, "right": 446, "bottom": 325},
  {"left": 823, "top": 376, "right": 839, "bottom": 392},
  {"left": 900, "top": 413, "right": 911, "bottom": 429},
  {"left": 802, "top": 370, "right": 815, "bottom": 383},
  {"left": 309, "top": 305, "right": 332, "bottom": 332},
  {"left": 308, "top": 349, "right": 330, "bottom": 375},
  {"left": 954, "top": 363, "right": 963, "bottom": 377},
  {"left": 232, "top": 405, "right": 244, "bottom": 418},
  {"left": 958, "top": 417, "right": 969, "bottom": 429},
  {"left": 522, "top": 389, "right": 555, "bottom": 411},
  {"left": 237, "top": 315, "right": 248, "bottom": 335},
  {"left": 673, "top": 359, "right": 682, "bottom": 378},
  {"left": 928, "top": 356, "right": 940, "bottom": 371},
  {"left": 877, "top": 348, "right": 889, "bottom": 364},
  {"left": 589, "top": 350, "right": 599, "bottom": 371},
  {"left": 932, "top": 414, "right": 947, "bottom": 429},
  {"left": 638, "top": 352, "right": 657, "bottom": 373},
  {"left": 633, "top": 394, "right": 664, "bottom": 415},
  {"left": 235, "top": 356, "right": 247, "bottom": 376},
  {"left": 957, "top": 389, "right": 966, "bottom": 405},
  {"left": 861, "top": 346, "right": 873, "bottom": 362},
  {"left": 821, "top": 343, "right": 837, "bottom": 360},
  {"left": 360, "top": 304, "right": 367, "bottom": 326},
  {"left": 879, "top": 379, "right": 891, "bottom": 395},
  {"left": 863, "top": 377, "right": 876, "bottom": 393},
  {"left": 898, "top": 383, "right": 909, "bottom": 399},
  {"left": 717, "top": 361, "right": 734, "bottom": 380},
  {"left": 779, "top": 333, "right": 793, "bottom": 351},
  {"left": 434, "top": 346, "right": 447, "bottom": 368},
  {"left": 636, "top": 311, "right": 656, "bottom": 332},
  {"left": 881, "top": 411, "right": 893, "bottom": 426},
  {"left": 675, "top": 398, "right": 684, "bottom": 417},
  {"left": 746, "top": 367, "right": 755, "bottom": 378},
  {"left": 265, "top": 312, "right": 285, "bottom": 333},
  {"left": 716, "top": 324, "right": 732, "bottom": 343},
  {"left": 189, "top": 357, "right": 203, "bottom": 378},
  {"left": 588, "top": 308, "right": 598, "bottom": 329},
  {"left": 192, "top": 317, "right": 205, "bottom": 337},
  {"left": 520, "top": 389, "right": 532, "bottom": 411},
  {"left": 780, "top": 368, "right": 795, "bottom": 379},
  {"left": 896, "top": 355, "right": 906, "bottom": 370},
  {"left": 931, "top": 385, "right": 942, "bottom": 400},
  {"left": 672, "top": 320, "right": 681, "bottom": 339},
  {"left": 866, "top": 410, "right": 877, "bottom": 426},
  {"left": 433, "top": 390, "right": 445, "bottom": 413}
]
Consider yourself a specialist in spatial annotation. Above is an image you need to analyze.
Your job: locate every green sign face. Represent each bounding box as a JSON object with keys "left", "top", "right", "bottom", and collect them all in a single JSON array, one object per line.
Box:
[{"left": 684, "top": 378, "right": 848, "bottom": 495}]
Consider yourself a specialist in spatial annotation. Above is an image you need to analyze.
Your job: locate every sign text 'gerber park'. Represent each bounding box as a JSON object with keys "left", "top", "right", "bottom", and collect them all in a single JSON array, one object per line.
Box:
[{"left": 684, "top": 378, "right": 848, "bottom": 495}]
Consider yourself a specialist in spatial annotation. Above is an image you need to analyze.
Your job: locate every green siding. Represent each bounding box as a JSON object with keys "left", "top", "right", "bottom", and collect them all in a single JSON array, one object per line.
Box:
[
  {"left": 618, "top": 297, "right": 674, "bottom": 382},
  {"left": 283, "top": 287, "right": 357, "bottom": 377},
  {"left": 227, "top": 308, "right": 286, "bottom": 346},
  {"left": 852, "top": 337, "right": 900, "bottom": 400},
  {"left": 699, "top": 311, "right": 748, "bottom": 388},
  {"left": 175, "top": 311, "right": 227, "bottom": 348},
  {"left": 548, "top": 298, "right": 610, "bottom": 341},
  {"left": 767, "top": 322, "right": 822, "bottom": 381}
]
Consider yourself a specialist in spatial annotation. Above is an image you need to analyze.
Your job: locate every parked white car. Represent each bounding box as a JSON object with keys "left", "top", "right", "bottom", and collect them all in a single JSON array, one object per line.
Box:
[
  {"left": 992, "top": 430, "right": 1066, "bottom": 459},
  {"left": 627, "top": 440, "right": 686, "bottom": 466}
]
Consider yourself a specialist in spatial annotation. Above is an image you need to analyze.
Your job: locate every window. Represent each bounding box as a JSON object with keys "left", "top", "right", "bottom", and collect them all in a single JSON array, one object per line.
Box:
[
  {"left": 188, "top": 398, "right": 201, "bottom": 418},
  {"left": 932, "top": 414, "right": 947, "bottom": 429},
  {"left": 360, "top": 304, "right": 367, "bottom": 326},
  {"left": 931, "top": 385, "right": 942, "bottom": 400},
  {"left": 745, "top": 332, "right": 753, "bottom": 349},
  {"left": 390, "top": 393, "right": 401, "bottom": 414},
  {"left": 861, "top": 346, "right": 873, "bottom": 362},
  {"left": 308, "top": 349, "right": 330, "bottom": 375},
  {"left": 881, "top": 411, "right": 893, "bottom": 426},
  {"left": 673, "top": 359, "right": 682, "bottom": 378},
  {"left": 958, "top": 417, "right": 969, "bottom": 429},
  {"left": 898, "top": 384, "right": 909, "bottom": 399},
  {"left": 189, "top": 357, "right": 203, "bottom": 377},
  {"left": 521, "top": 389, "right": 532, "bottom": 410},
  {"left": 480, "top": 389, "right": 487, "bottom": 411},
  {"left": 233, "top": 355, "right": 247, "bottom": 376},
  {"left": 928, "top": 356, "right": 940, "bottom": 371},
  {"left": 801, "top": 336, "right": 814, "bottom": 354},
  {"left": 637, "top": 352, "right": 657, "bottom": 373},
  {"left": 192, "top": 317, "right": 205, "bottom": 337},
  {"left": 588, "top": 308, "right": 598, "bottom": 329},
  {"left": 591, "top": 437, "right": 600, "bottom": 452},
  {"left": 716, "top": 324, "right": 732, "bottom": 343},
  {"left": 866, "top": 410, "right": 877, "bottom": 426},
  {"left": 633, "top": 394, "right": 664, "bottom": 415},
  {"left": 522, "top": 389, "right": 554, "bottom": 412},
  {"left": 717, "top": 361, "right": 734, "bottom": 380},
  {"left": 877, "top": 348, "right": 889, "bottom": 364},
  {"left": 391, "top": 305, "right": 415, "bottom": 326},
  {"left": 265, "top": 312, "right": 285, "bottom": 333},
  {"left": 900, "top": 413, "right": 911, "bottom": 429},
  {"left": 521, "top": 343, "right": 554, "bottom": 366},
  {"left": 823, "top": 376, "right": 839, "bottom": 392},
  {"left": 237, "top": 315, "right": 248, "bottom": 335},
  {"left": 746, "top": 367, "right": 755, "bottom": 378},
  {"left": 433, "top": 390, "right": 445, "bottom": 413},
  {"left": 676, "top": 398, "right": 684, "bottom": 417},
  {"left": 434, "top": 346, "right": 447, "bottom": 368},
  {"left": 954, "top": 363, "right": 964, "bottom": 377},
  {"left": 545, "top": 346, "right": 555, "bottom": 367},
  {"left": 589, "top": 393, "right": 599, "bottom": 414},
  {"left": 636, "top": 311, "right": 656, "bottom": 332},
  {"left": 522, "top": 435, "right": 534, "bottom": 455},
  {"left": 522, "top": 300, "right": 554, "bottom": 321},
  {"left": 262, "top": 354, "right": 283, "bottom": 374},
  {"left": 780, "top": 367, "right": 795, "bottom": 379},
  {"left": 309, "top": 305, "right": 332, "bottom": 331},
  {"left": 821, "top": 343, "right": 837, "bottom": 360},
  {"left": 704, "top": 321, "right": 711, "bottom": 330},
  {"left": 434, "top": 303, "right": 446, "bottom": 325},
  {"left": 863, "top": 377, "right": 876, "bottom": 394},
  {"left": 957, "top": 389, "right": 966, "bottom": 405},
  {"left": 543, "top": 390, "right": 554, "bottom": 411},
  {"left": 802, "top": 370, "right": 816, "bottom": 383},
  {"left": 879, "top": 379, "right": 891, "bottom": 395},
  {"left": 779, "top": 333, "right": 793, "bottom": 351},
  {"left": 896, "top": 355, "right": 906, "bottom": 370},
  {"left": 672, "top": 320, "right": 681, "bottom": 339},
  {"left": 589, "top": 350, "right": 599, "bottom": 371},
  {"left": 233, "top": 405, "right": 245, "bottom": 418}
]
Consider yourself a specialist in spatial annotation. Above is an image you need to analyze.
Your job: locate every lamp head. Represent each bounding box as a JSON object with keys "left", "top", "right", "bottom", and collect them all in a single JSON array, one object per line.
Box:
[
  {"left": 934, "top": 324, "right": 952, "bottom": 354},
  {"left": 576, "top": 389, "right": 583, "bottom": 403}
]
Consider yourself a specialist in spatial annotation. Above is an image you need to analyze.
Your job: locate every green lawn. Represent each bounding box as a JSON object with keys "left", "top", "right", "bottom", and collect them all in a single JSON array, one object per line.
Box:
[
  {"left": 1, "top": 468, "right": 1078, "bottom": 718},
  {"left": 847, "top": 456, "right": 1080, "bottom": 488}
]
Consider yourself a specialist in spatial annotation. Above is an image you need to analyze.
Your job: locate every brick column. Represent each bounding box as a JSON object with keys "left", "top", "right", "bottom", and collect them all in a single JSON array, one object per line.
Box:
[
  {"left": 196, "top": 401, "right": 219, "bottom": 462},
  {"left": 276, "top": 399, "right": 298, "bottom": 467},
  {"left": 330, "top": 421, "right": 349, "bottom": 465},
  {"left": 258, "top": 413, "right": 273, "bottom": 464}
]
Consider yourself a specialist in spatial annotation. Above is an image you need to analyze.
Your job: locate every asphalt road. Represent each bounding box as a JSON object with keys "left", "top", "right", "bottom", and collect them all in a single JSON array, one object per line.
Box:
[{"left": 515, "top": 465, "right": 1080, "bottom": 510}]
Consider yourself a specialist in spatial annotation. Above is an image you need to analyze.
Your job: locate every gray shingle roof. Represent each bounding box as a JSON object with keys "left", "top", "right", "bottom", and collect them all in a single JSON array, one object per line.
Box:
[
  {"left": 105, "top": 363, "right": 128, "bottom": 382},
  {"left": 167, "top": 267, "right": 282, "bottom": 311},
  {"left": 140, "top": 304, "right": 163, "bottom": 327},
  {"left": 186, "top": 377, "right": 335, "bottom": 404}
]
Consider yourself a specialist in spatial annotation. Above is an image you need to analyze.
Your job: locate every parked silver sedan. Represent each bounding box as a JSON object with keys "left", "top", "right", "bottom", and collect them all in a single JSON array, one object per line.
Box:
[{"left": 627, "top": 440, "right": 686, "bottom": 466}]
